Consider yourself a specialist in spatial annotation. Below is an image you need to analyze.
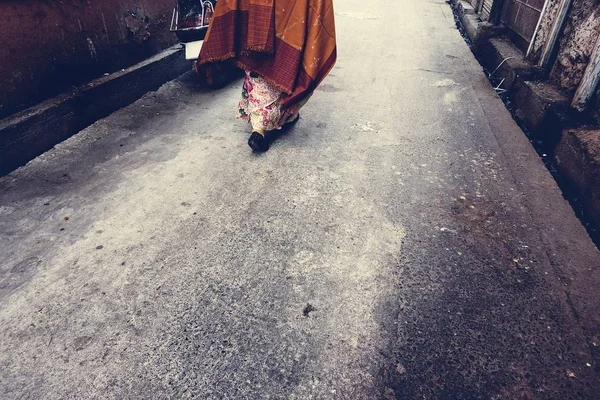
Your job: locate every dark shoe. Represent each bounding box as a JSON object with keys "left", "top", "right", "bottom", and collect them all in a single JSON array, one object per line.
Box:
[{"left": 248, "top": 131, "right": 270, "bottom": 152}]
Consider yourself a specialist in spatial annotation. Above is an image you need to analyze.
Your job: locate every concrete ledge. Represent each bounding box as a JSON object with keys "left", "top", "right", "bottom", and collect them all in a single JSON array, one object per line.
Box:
[
  {"left": 0, "top": 44, "right": 191, "bottom": 176},
  {"left": 462, "top": 14, "right": 483, "bottom": 44},
  {"left": 555, "top": 128, "right": 600, "bottom": 228},
  {"left": 511, "top": 80, "right": 571, "bottom": 143},
  {"left": 454, "top": 1, "right": 504, "bottom": 49},
  {"left": 456, "top": 0, "right": 475, "bottom": 15},
  {"left": 480, "top": 38, "right": 539, "bottom": 90}
]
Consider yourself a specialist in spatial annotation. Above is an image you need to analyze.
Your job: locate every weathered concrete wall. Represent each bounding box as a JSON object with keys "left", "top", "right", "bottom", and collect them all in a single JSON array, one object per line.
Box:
[
  {"left": 549, "top": 1, "right": 600, "bottom": 93},
  {"left": 528, "top": 0, "right": 600, "bottom": 119},
  {"left": 0, "top": 0, "right": 178, "bottom": 119}
]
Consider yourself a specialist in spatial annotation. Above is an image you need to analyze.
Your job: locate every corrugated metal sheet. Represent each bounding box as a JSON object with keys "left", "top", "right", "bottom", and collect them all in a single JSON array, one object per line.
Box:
[{"left": 480, "top": 0, "right": 493, "bottom": 21}]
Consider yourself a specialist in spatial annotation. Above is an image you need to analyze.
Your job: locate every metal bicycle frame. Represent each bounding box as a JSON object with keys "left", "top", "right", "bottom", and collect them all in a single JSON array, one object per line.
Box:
[{"left": 170, "top": 0, "right": 215, "bottom": 32}]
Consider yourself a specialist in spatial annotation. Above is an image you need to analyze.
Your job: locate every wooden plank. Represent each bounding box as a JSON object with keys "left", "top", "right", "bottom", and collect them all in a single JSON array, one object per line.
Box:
[
  {"left": 526, "top": 0, "right": 551, "bottom": 58},
  {"left": 572, "top": 33, "right": 600, "bottom": 112},
  {"left": 538, "top": 0, "right": 572, "bottom": 69}
]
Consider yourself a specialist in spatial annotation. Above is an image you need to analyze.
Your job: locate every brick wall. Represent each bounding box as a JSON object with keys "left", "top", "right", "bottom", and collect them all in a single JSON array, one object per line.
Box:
[{"left": 0, "top": 0, "right": 178, "bottom": 119}]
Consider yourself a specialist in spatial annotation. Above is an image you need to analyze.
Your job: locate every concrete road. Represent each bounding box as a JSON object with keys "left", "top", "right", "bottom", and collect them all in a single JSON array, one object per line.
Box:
[{"left": 1, "top": 0, "right": 600, "bottom": 398}]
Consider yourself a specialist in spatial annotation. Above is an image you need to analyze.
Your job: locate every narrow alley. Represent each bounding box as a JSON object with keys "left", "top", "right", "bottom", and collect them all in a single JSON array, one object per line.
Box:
[{"left": 1, "top": 0, "right": 599, "bottom": 398}]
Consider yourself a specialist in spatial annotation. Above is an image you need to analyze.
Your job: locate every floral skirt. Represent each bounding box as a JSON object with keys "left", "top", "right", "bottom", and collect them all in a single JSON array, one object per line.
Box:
[{"left": 238, "top": 71, "right": 301, "bottom": 132}]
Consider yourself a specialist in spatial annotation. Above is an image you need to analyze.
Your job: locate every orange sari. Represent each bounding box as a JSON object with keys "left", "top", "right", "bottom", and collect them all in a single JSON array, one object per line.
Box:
[{"left": 197, "top": 0, "right": 337, "bottom": 108}]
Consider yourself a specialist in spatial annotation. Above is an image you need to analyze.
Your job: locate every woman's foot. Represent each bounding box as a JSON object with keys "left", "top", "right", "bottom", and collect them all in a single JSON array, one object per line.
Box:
[{"left": 248, "top": 131, "right": 270, "bottom": 152}]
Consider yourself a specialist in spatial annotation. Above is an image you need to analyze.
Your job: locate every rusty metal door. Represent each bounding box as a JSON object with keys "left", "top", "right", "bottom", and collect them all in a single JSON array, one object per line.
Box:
[{"left": 500, "top": 0, "right": 545, "bottom": 50}]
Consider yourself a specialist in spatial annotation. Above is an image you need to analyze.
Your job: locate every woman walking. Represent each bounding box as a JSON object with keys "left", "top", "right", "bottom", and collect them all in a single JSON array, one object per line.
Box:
[{"left": 196, "top": 0, "right": 337, "bottom": 152}]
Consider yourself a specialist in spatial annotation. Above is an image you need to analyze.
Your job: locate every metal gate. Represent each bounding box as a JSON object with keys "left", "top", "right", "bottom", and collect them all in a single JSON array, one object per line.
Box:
[{"left": 500, "top": 0, "right": 545, "bottom": 50}]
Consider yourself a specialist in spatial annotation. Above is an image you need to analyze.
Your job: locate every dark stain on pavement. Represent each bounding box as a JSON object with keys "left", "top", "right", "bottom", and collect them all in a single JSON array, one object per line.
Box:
[
  {"left": 0, "top": 257, "right": 42, "bottom": 302},
  {"left": 74, "top": 336, "right": 94, "bottom": 351},
  {"left": 303, "top": 303, "right": 316, "bottom": 317},
  {"left": 376, "top": 198, "right": 598, "bottom": 398},
  {"left": 316, "top": 84, "right": 340, "bottom": 93}
]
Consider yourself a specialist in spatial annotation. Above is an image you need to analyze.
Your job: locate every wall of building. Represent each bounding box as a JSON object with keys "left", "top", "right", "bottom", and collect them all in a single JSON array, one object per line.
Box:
[
  {"left": 525, "top": 0, "right": 600, "bottom": 118},
  {"left": 526, "top": 0, "right": 563, "bottom": 63},
  {"left": 500, "top": 0, "right": 546, "bottom": 50},
  {"left": 549, "top": 0, "right": 600, "bottom": 93},
  {"left": 0, "top": 0, "right": 178, "bottom": 119}
]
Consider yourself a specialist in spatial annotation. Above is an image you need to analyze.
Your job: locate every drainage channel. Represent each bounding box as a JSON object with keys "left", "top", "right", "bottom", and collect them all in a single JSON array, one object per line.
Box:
[{"left": 448, "top": 0, "right": 600, "bottom": 250}]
